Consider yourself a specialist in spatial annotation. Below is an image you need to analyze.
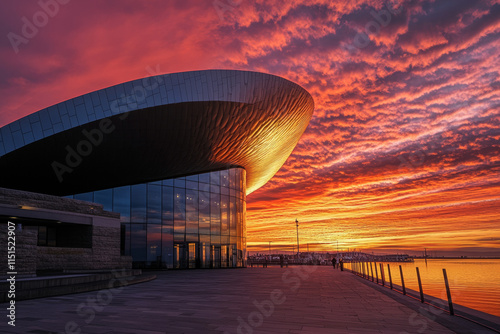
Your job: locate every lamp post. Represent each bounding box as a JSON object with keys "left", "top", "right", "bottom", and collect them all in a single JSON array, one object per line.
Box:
[{"left": 295, "top": 218, "right": 299, "bottom": 258}]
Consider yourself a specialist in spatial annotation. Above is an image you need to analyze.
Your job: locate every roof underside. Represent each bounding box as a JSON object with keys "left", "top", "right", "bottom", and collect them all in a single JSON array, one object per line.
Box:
[{"left": 0, "top": 70, "right": 314, "bottom": 196}]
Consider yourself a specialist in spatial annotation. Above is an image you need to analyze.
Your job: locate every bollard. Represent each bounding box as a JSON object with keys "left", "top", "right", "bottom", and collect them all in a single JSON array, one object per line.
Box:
[
  {"left": 374, "top": 262, "right": 379, "bottom": 284},
  {"left": 362, "top": 262, "right": 366, "bottom": 279},
  {"left": 443, "top": 269, "right": 454, "bottom": 315},
  {"left": 370, "top": 262, "right": 374, "bottom": 282},
  {"left": 416, "top": 267, "right": 424, "bottom": 303},
  {"left": 380, "top": 263, "right": 385, "bottom": 286},
  {"left": 399, "top": 265, "right": 406, "bottom": 295},
  {"left": 387, "top": 264, "right": 393, "bottom": 289}
]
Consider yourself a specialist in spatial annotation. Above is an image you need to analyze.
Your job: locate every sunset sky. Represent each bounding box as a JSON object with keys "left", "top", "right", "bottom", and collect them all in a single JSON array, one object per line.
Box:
[{"left": 1, "top": 0, "right": 499, "bottom": 256}]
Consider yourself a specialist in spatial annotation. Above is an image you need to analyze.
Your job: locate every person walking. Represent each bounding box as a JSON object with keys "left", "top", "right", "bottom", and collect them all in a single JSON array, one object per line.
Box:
[
  {"left": 339, "top": 258, "right": 344, "bottom": 271},
  {"left": 331, "top": 257, "right": 336, "bottom": 269}
]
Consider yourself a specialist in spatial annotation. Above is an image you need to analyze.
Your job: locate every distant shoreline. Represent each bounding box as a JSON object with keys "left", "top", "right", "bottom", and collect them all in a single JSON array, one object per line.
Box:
[{"left": 412, "top": 257, "right": 500, "bottom": 260}]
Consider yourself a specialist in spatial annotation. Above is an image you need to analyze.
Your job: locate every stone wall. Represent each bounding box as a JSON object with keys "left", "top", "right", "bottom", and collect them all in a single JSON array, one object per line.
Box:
[
  {"left": 0, "top": 187, "right": 119, "bottom": 218},
  {"left": 0, "top": 224, "right": 38, "bottom": 278},
  {"left": 36, "top": 224, "right": 131, "bottom": 271},
  {"left": 0, "top": 187, "right": 131, "bottom": 276},
  {"left": 36, "top": 224, "right": 131, "bottom": 272}
]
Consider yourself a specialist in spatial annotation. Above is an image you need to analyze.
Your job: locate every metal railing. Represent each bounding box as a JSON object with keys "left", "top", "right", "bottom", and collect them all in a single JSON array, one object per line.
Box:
[
  {"left": 344, "top": 261, "right": 500, "bottom": 333},
  {"left": 346, "top": 261, "right": 454, "bottom": 313}
]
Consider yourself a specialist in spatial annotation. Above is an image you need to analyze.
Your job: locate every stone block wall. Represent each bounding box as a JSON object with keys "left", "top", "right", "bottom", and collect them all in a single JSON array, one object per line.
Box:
[
  {"left": 0, "top": 224, "right": 38, "bottom": 278},
  {"left": 37, "top": 224, "right": 131, "bottom": 272}
]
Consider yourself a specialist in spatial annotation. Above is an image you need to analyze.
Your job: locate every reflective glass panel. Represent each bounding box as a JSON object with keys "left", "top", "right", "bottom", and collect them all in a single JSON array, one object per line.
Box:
[
  {"left": 210, "top": 171, "right": 220, "bottom": 185},
  {"left": 199, "top": 172, "right": 210, "bottom": 184},
  {"left": 221, "top": 195, "right": 229, "bottom": 235},
  {"left": 199, "top": 191, "right": 210, "bottom": 235},
  {"left": 131, "top": 184, "right": 147, "bottom": 223},
  {"left": 94, "top": 189, "right": 112, "bottom": 211},
  {"left": 186, "top": 189, "right": 198, "bottom": 234},
  {"left": 147, "top": 225, "right": 162, "bottom": 263},
  {"left": 162, "top": 186, "right": 173, "bottom": 221},
  {"left": 130, "top": 224, "right": 147, "bottom": 262},
  {"left": 113, "top": 186, "right": 130, "bottom": 223},
  {"left": 147, "top": 184, "right": 161, "bottom": 224},
  {"left": 211, "top": 192, "right": 220, "bottom": 237}
]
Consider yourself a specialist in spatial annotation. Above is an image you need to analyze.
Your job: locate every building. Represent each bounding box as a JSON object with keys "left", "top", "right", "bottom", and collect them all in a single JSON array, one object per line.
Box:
[{"left": 0, "top": 70, "right": 314, "bottom": 269}]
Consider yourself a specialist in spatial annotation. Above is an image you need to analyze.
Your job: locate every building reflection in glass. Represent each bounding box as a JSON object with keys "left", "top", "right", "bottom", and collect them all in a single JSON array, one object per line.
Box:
[{"left": 70, "top": 168, "right": 247, "bottom": 268}]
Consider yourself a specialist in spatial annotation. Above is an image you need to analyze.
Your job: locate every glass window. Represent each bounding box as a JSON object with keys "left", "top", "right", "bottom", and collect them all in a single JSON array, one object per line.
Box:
[
  {"left": 162, "top": 225, "right": 173, "bottom": 268},
  {"left": 200, "top": 237, "right": 211, "bottom": 268},
  {"left": 199, "top": 182, "right": 210, "bottom": 192},
  {"left": 186, "top": 189, "right": 198, "bottom": 234},
  {"left": 162, "top": 186, "right": 173, "bottom": 221},
  {"left": 74, "top": 192, "right": 93, "bottom": 202},
  {"left": 220, "top": 170, "right": 229, "bottom": 187},
  {"left": 199, "top": 191, "right": 210, "bottom": 235},
  {"left": 229, "top": 169, "right": 236, "bottom": 188},
  {"left": 47, "top": 226, "right": 56, "bottom": 246},
  {"left": 174, "top": 188, "right": 186, "bottom": 221},
  {"left": 147, "top": 184, "right": 161, "bottom": 224},
  {"left": 174, "top": 187, "right": 186, "bottom": 241},
  {"left": 211, "top": 192, "right": 220, "bottom": 237},
  {"left": 122, "top": 223, "right": 130, "bottom": 256},
  {"left": 131, "top": 184, "right": 147, "bottom": 223},
  {"left": 174, "top": 179, "right": 185, "bottom": 188},
  {"left": 221, "top": 245, "right": 228, "bottom": 268},
  {"left": 237, "top": 198, "right": 243, "bottom": 237},
  {"left": 235, "top": 170, "right": 240, "bottom": 190},
  {"left": 94, "top": 189, "right": 112, "bottom": 211},
  {"left": 147, "top": 225, "right": 162, "bottom": 263},
  {"left": 186, "top": 174, "right": 198, "bottom": 182},
  {"left": 186, "top": 180, "right": 198, "bottom": 190},
  {"left": 210, "top": 184, "right": 220, "bottom": 194},
  {"left": 130, "top": 224, "right": 147, "bottom": 262},
  {"left": 113, "top": 186, "right": 130, "bottom": 223},
  {"left": 241, "top": 169, "right": 247, "bottom": 193},
  {"left": 199, "top": 172, "right": 210, "bottom": 184},
  {"left": 38, "top": 226, "right": 47, "bottom": 246},
  {"left": 221, "top": 195, "right": 229, "bottom": 235},
  {"left": 210, "top": 171, "right": 220, "bottom": 185},
  {"left": 162, "top": 179, "right": 174, "bottom": 186},
  {"left": 230, "top": 196, "right": 237, "bottom": 236}
]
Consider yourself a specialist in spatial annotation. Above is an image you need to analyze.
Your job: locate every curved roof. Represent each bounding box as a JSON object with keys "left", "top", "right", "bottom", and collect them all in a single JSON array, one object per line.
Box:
[{"left": 0, "top": 70, "right": 314, "bottom": 196}]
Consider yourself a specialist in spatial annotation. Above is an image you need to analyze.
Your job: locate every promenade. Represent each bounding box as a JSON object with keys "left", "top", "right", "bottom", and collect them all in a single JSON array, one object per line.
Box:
[{"left": 1, "top": 266, "right": 497, "bottom": 333}]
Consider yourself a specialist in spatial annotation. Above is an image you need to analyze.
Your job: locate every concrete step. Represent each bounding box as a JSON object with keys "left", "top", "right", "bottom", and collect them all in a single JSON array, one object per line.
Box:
[{"left": 0, "top": 269, "right": 155, "bottom": 302}]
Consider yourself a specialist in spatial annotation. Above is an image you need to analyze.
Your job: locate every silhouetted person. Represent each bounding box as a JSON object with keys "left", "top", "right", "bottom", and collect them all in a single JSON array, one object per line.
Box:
[
  {"left": 339, "top": 258, "right": 344, "bottom": 271},
  {"left": 331, "top": 258, "right": 336, "bottom": 269}
]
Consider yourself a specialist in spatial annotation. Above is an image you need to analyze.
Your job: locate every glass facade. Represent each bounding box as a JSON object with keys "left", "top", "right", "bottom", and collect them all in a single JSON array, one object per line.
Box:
[{"left": 68, "top": 168, "right": 247, "bottom": 268}]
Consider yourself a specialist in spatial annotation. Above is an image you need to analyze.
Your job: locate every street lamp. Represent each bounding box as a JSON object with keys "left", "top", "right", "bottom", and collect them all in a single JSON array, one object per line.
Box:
[{"left": 295, "top": 218, "right": 299, "bottom": 258}]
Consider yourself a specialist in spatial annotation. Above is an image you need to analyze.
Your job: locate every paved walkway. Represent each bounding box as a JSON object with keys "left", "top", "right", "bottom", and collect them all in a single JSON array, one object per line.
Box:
[{"left": 1, "top": 266, "right": 496, "bottom": 333}]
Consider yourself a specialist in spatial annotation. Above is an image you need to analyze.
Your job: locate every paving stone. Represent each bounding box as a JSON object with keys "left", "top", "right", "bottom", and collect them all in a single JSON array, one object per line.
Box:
[{"left": 0, "top": 266, "right": 497, "bottom": 333}]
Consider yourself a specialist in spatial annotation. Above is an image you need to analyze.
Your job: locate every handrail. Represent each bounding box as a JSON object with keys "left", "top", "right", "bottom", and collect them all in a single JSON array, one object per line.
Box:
[{"left": 343, "top": 260, "right": 500, "bottom": 334}]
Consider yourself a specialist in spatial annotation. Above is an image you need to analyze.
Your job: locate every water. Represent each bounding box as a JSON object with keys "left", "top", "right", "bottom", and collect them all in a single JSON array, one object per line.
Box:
[{"left": 350, "top": 259, "right": 500, "bottom": 317}]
